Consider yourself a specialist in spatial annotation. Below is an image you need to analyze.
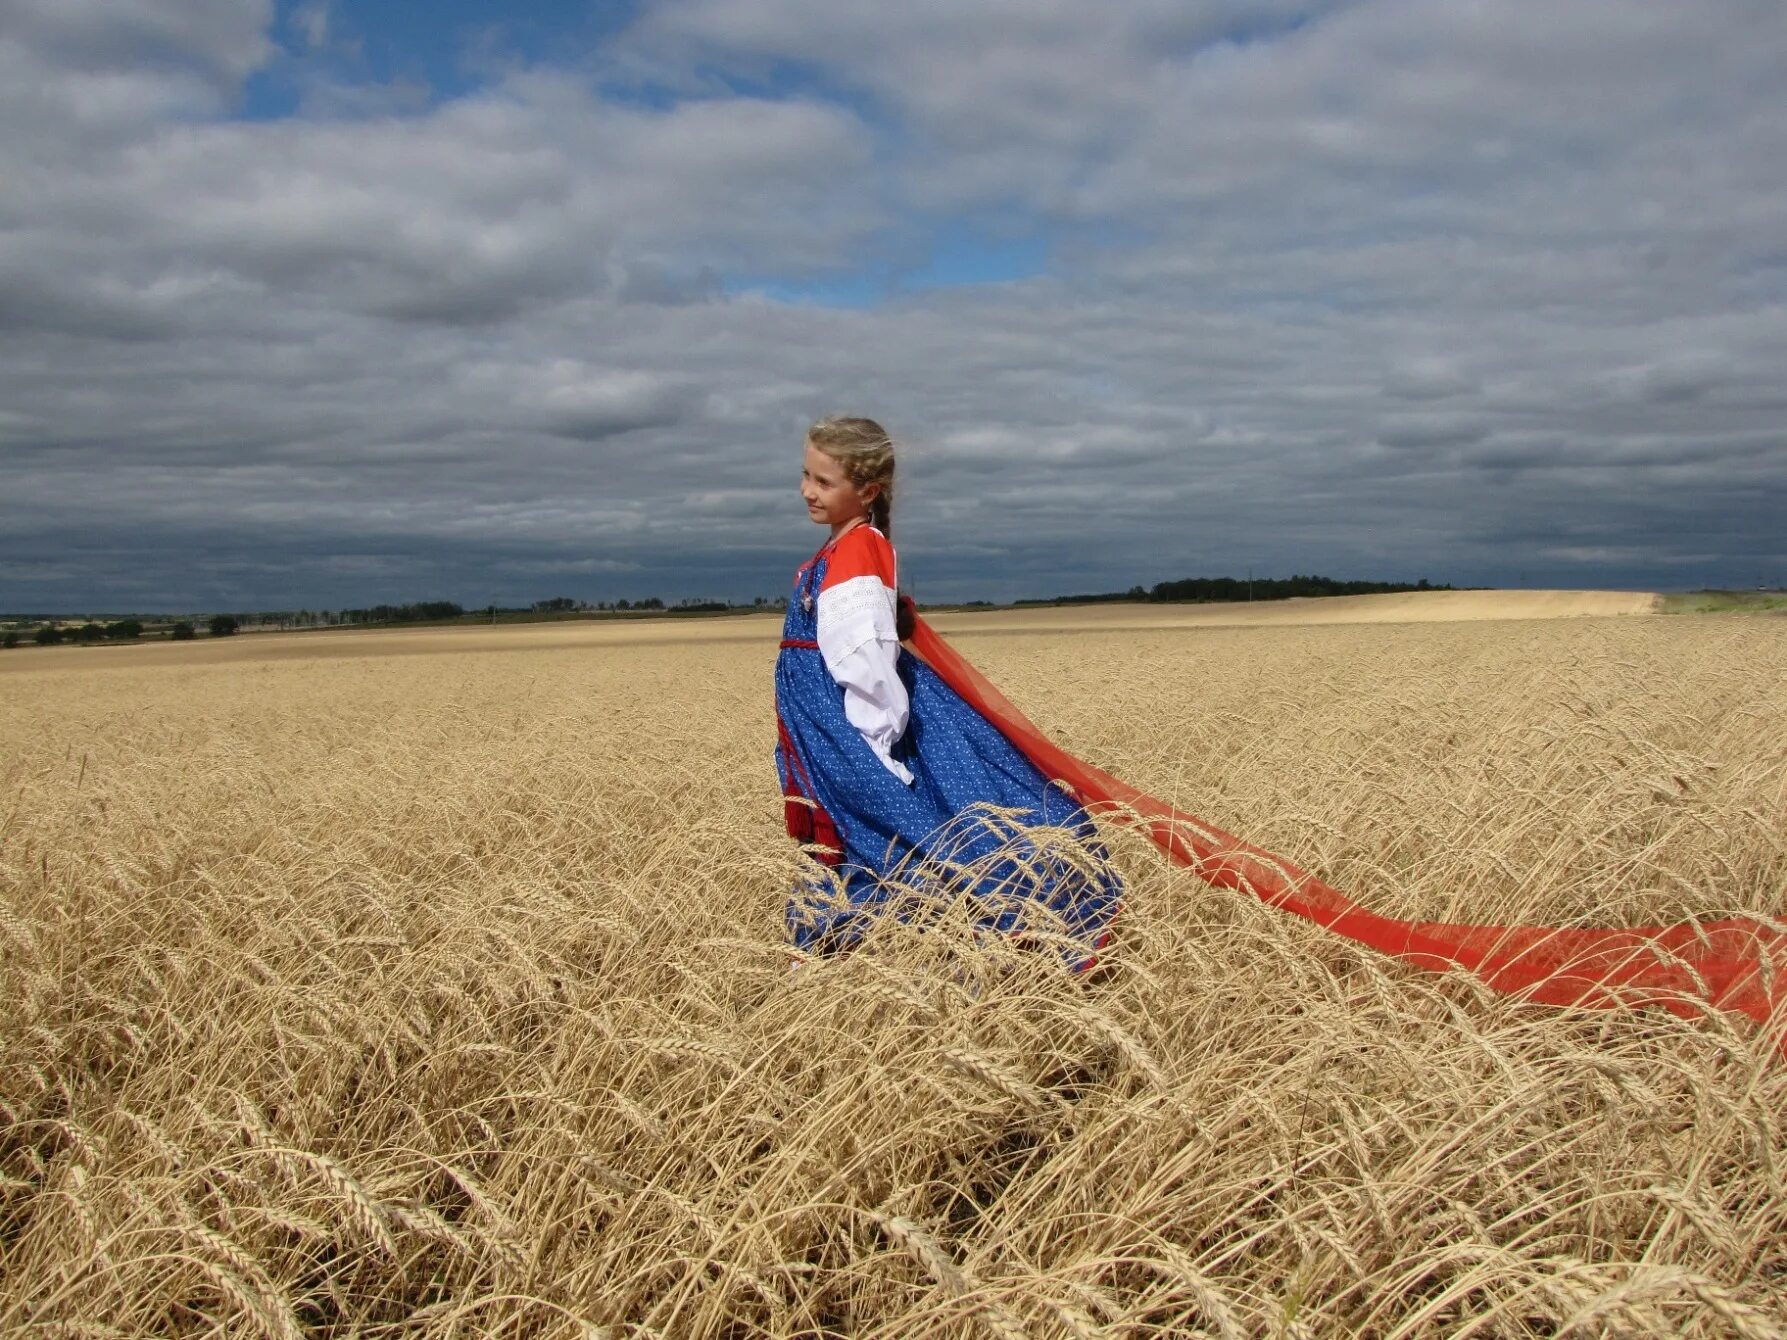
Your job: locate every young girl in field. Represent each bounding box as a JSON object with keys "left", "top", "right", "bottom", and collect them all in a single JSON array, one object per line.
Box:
[
  {"left": 769, "top": 418, "right": 1787, "bottom": 1041},
  {"left": 773, "top": 416, "right": 1120, "bottom": 963}
]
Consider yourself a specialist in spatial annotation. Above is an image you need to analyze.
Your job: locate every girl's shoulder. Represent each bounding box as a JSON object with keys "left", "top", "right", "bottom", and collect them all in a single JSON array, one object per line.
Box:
[{"left": 821, "top": 524, "right": 896, "bottom": 590}]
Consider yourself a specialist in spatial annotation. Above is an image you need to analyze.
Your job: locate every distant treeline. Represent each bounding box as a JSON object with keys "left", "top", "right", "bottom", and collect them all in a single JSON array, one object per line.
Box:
[
  {"left": 3, "top": 615, "right": 233, "bottom": 648},
  {"left": 1, "top": 597, "right": 787, "bottom": 646},
  {"left": 342, "top": 601, "right": 465, "bottom": 624},
  {"left": 4, "top": 576, "right": 1465, "bottom": 648},
  {"left": 1153, "top": 574, "right": 1451, "bottom": 602},
  {"left": 1026, "top": 574, "right": 1453, "bottom": 607}
]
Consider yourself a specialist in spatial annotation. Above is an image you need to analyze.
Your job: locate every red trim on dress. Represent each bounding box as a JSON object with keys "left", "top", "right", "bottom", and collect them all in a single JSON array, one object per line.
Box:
[
  {"left": 775, "top": 709, "right": 843, "bottom": 867},
  {"left": 818, "top": 524, "right": 895, "bottom": 592}
]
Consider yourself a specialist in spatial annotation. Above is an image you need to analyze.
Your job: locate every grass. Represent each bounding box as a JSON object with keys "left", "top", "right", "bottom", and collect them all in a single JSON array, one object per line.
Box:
[
  {"left": 1, "top": 611, "right": 1784, "bottom": 1336},
  {"left": 1660, "top": 590, "right": 1787, "bottom": 614}
]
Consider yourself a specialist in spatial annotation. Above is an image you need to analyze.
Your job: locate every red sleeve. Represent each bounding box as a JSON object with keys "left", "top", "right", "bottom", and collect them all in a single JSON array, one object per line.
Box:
[{"left": 819, "top": 525, "right": 896, "bottom": 591}]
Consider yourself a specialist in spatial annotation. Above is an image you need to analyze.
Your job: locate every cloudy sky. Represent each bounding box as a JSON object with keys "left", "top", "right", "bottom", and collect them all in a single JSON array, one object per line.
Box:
[{"left": 4, "top": 0, "right": 1784, "bottom": 612}]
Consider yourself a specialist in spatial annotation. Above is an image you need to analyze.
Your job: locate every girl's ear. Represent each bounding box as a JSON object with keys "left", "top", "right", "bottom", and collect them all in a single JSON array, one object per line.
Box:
[{"left": 857, "top": 480, "right": 882, "bottom": 505}]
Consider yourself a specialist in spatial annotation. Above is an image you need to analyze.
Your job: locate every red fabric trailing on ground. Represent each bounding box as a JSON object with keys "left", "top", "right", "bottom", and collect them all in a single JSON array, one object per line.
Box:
[{"left": 906, "top": 612, "right": 1787, "bottom": 1034}]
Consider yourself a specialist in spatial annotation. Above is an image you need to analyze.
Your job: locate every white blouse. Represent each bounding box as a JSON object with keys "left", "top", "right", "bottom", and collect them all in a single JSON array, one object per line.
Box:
[{"left": 816, "top": 536, "right": 913, "bottom": 784}]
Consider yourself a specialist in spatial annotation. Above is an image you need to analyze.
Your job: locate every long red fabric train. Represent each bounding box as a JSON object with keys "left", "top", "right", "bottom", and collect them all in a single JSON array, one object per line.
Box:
[{"left": 907, "top": 613, "right": 1787, "bottom": 1038}]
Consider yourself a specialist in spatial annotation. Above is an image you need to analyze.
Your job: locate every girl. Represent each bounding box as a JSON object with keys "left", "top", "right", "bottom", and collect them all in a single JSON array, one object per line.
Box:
[
  {"left": 773, "top": 416, "right": 1119, "bottom": 963},
  {"left": 770, "top": 419, "right": 1785, "bottom": 1043}
]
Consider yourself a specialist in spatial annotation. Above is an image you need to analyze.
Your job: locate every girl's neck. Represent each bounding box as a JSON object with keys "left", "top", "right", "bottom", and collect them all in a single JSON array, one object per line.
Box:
[{"left": 830, "top": 514, "right": 869, "bottom": 543}]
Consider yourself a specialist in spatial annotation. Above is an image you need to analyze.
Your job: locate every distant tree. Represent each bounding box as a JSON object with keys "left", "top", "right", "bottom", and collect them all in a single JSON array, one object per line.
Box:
[
  {"left": 171, "top": 621, "right": 196, "bottom": 641},
  {"left": 106, "top": 619, "right": 143, "bottom": 640},
  {"left": 338, "top": 601, "right": 462, "bottom": 626},
  {"left": 534, "top": 596, "right": 578, "bottom": 612},
  {"left": 208, "top": 614, "right": 240, "bottom": 637},
  {"left": 34, "top": 625, "right": 63, "bottom": 646},
  {"left": 76, "top": 622, "right": 107, "bottom": 643},
  {"left": 2, "top": 631, "right": 18, "bottom": 649}
]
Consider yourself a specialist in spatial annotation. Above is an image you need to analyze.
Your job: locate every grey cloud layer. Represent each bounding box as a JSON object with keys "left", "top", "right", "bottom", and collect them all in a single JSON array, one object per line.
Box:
[{"left": 3, "top": 0, "right": 1784, "bottom": 611}]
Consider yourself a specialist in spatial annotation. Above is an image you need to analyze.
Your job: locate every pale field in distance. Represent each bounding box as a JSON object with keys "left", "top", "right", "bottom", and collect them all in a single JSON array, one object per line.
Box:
[{"left": 2, "top": 599, "right": 1784, "bottom": 1337}]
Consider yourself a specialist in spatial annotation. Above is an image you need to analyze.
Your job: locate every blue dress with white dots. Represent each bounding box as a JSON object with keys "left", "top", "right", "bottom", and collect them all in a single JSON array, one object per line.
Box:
[{"left": 773, "top": 540, "right": 1120, "bottom": 963}]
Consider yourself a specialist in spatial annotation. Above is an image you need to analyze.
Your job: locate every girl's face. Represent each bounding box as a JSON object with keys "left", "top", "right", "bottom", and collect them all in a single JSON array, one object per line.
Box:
[{"left": 800, "top": 440, "right": 878, "bottom": 532}]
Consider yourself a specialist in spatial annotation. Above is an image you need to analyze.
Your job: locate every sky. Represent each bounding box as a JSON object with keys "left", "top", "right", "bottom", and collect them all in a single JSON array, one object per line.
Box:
[{"left": 3, "top": 0, "right": 1785, "bottom": 613}]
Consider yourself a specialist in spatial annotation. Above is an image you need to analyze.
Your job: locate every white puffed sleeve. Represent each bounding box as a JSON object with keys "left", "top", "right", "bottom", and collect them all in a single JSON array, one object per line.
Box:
[{"left": 817, "top": 564, "right": 913, "bottom": 785}]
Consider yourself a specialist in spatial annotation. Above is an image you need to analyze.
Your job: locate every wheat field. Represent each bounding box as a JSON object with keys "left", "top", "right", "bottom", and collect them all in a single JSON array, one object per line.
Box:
[{"left": 2, "top": 606, "right": 1784, "bottom": 1338}]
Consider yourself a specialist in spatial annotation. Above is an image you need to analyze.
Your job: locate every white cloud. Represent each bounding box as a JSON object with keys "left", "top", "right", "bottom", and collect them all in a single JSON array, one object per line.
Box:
[
  {"left": 4, "top": 0, "right": 275, "bottom": 84},
  {"left": 0, "top": 74, "right": 883, "bottom": 384},
  {"left": 3, "top": 0, "right": 1786, "bottom": 609},
  {"left": 1383, "top": 360, "right": 1478, "bottom": 402},
  {"left": 290, "top": 1, "right": 330, "bottom": 51}
]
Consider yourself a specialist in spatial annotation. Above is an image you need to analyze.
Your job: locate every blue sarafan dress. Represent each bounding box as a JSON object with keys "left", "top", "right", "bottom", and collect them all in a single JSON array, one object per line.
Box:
[{"left": 774, "top": 524, "right": 1119, "bottom": 964}]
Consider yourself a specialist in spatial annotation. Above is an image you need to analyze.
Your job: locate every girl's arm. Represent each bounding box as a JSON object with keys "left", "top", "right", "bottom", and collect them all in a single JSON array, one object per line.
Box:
[{"left": 817, "top": 527, "right": 913, "bottom": 784}]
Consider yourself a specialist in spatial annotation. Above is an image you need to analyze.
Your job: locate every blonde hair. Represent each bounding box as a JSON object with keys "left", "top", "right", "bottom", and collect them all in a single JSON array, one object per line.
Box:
[{"left": 807, "top": 415, "right": 896, "bottom": 537}]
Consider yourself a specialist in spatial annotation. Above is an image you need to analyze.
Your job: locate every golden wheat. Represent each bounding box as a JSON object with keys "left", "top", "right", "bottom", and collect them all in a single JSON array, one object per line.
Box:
[{"left": 2, "top": 609, "right": 1784, "bottom": 1336}]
